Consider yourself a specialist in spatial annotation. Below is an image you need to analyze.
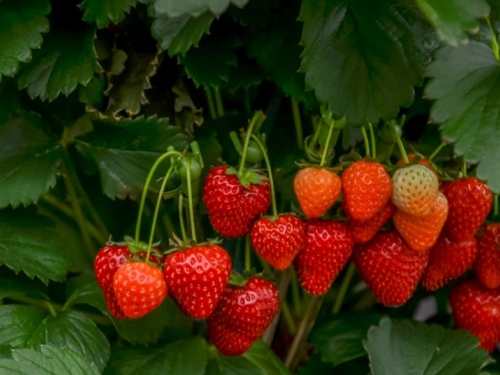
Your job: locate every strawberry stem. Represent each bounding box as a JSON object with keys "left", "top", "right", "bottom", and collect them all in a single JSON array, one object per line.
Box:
[
  {"left": 368, "top": 122, "right": 376, "bottom": 159},
  {"left": 361, "top": 127, "right": 370, "bottom": 158},
  {"left": 495, "top": 195, "right": 499, "bottom": 217},
  {"left": 238, "top": 111, "right": 265, "bottom": 175},
  {"left": 204, "top": 87, "right": 217, "bottom": 120},
  {"left": 390, "top": 120, "right": 409, "bottom": 164},
  {"left": 245, "top": 234, "right": 251, "bottom": 272},
  {"left": 428, "top": 141, "right": 446, "bottom": 162},
  {"left": 291, "top": 99, "right": 304, "bottom": 149},
  {"left": 186, "top": 157, "right": 197, "bottom": 243},
  {"left": 178, "top": 190, "right": 188, "bottom": 246},
  {"left": 332, "top": 262, "right": 356, "bottom": 314},
  {"left": 462, "top": 158, "right": 468, "bottom": 178},
  {"left": 320, "top": 120, "right": 335, "bottom": 167},
  {"left": 214, "top": 87, "right": 225, "bottom": 117}
]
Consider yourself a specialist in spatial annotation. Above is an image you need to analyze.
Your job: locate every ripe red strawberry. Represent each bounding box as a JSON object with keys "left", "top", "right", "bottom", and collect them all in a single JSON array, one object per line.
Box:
[
  {"left": 164, "top": 244, "right": 231, "bottom": 319},
  {"left": 342, "top": 199, "right": 395, "bottom": 244},
  {"left": 342, "top": 161, "right": 392, "bottom": 220},
  {"left": 293, "top": 167, "right": 342, "bottom": 218},
  {"left": 251, "top": 215, "right": 304, "bottom": 269},
  {"left": 207, "top": 277, "right": 279, "bottom": 356},
  {"left": 113, "top": 262, "right": 167, "bottom": 318},
  {"left": 421, "top": 234, "right": 478, "bottom": 291},
  {"left": 441, "top": 178, "right": 492, "bottom": 242},
  {"left": 450, "top": 279, "right": 500, "bottom": 353},
  {"left": 474, "top": 224, "right": 500, "bottom": 289},
  {"left": 352, "top": 230, "right": 429, "bottom": 306},
  {"left": 397, "top": 154, "right": 438, "bottom": 179},
  {"left": 293, "top": 220, "right": 354, "bottom": 295},
  {"left": 393, "top": 192, "right": 448, "bottom": 252},
  {"left": 203, "top": 166, "right": 271, "bottom": 238}
]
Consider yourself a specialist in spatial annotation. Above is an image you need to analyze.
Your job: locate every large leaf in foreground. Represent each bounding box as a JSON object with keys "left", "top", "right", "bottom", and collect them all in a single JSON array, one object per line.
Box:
[
  {"left": 425, "top": 42, "right": 500, "bottom": 193},
  {"left": 80, "top": 0, "right": 138, "bottom": 28},
  {"left": 150, "top": 0, "right": 249, "bottom": 17}
]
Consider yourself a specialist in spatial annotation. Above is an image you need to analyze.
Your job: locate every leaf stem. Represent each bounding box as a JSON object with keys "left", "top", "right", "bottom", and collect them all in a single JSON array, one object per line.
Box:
[
  {"left": 238, "top": 112, "right": 263, "bottom": 175},
  {"left": 332, "top": 262, "right": 356, "bottom": 314},
  {"left": 320, "top": 120, "right": 335, "bottom": 167},
  {"left": 245, "top": 234, "right": 251, "bottom": 272},
  {"left": 487, "top": 17, "right": 500, "bottom": 61},
  {"left": 250, "top": 135, "right": 278, "bottom": 217},
  {"left": 178, "top": 191, "right": 188, "bottom": 246},
  {"left": 495, "top": 195, "right": 499, "bottom": 217},
  {"left": 186, "top": 158, "right": 197, "bottom": 243},
  {"left": 214, "top": 87, "right": 225, "bottom": 117},
  {"left": 205, "top": 87, "right": 217, "bottom": 120},
  {"left": 428, "top": 141, "right": 446, "bottom": 162},
  {"left": 390, "top": 120, "right": 409, "bottom": 164},
  {"left": 291, "top": 99, "right": 304, "bottom": 149},
  {"left": 368, "top": 122, "right": 376, "bottom": 159},
  {"left": 361, "top": 127, "right": 370, "bottom": 158},
  {"left": 463, "top": 158, "right": 468, "bottom": 178}
]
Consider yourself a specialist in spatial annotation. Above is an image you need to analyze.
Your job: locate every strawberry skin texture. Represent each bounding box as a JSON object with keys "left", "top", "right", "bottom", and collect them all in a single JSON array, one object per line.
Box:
[
  {"left": 207, "top": 277, "right": 279, "bottom": 356},
  {"left": 450, "top": 279, "right": 500, "bottom": 353},
  {"left": 421, "top": 234, "right": 478, "bottom": 291},
  {"left": 294, "top": 167, "right": 341, "bottom": 218},
  {"left": 293, "top": 220, "right": 354, "bottom": 295},
  {"left": 203, "top": 166, "right": 271, "bottom": 238},
  {"left": 352, "top": 230, "right": 429, "bottom": 306},
  {"left": 251, "top": 215, "right": 305, "bottom": 270},
  {"left": 342, "top": 161, "right": 392, "bottom": 220},
  {"left": 393, "top": 192, "right": 448, "bottom": 252},
  {"left": 474, "top": 224, "right": 500, "bottom": 289},
  {"left": 164, "top": 245, "right": 231, "bottom": 319},
  {"left": 397, "top": 154, "right": 438, "bottom": 179},
  {"left": 441, "top": 178, "right": 492, "bottom": 242},
  {"left": 113, "top": 262, "right": 167, "bottom": 319}
]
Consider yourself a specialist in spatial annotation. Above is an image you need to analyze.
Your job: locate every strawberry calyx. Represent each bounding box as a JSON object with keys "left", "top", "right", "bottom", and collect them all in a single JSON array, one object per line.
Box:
[
  {"left": 225, "top": 166, "right": 268, "bottom": 188},
  {"left": 163, "top": 238, "right": 224, "bottom": 255},
  {"left": 107, "top": 236, "right": 163, "bottom": 257},
  {"left": 228, "top": 269, "right": 276, "bottom": 287},
  {"left": 295, "top": 160, "right": 342, "bottom": 173}
]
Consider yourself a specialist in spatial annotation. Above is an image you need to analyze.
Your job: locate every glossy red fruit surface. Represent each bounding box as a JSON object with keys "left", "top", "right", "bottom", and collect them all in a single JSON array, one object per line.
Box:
[{"left": 474, "top": 224, "right": 500, "bottom": 289}]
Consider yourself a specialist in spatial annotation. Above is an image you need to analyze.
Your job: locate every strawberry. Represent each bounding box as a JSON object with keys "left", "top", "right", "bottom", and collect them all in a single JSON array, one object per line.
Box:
[
  {"left": 293, "top": 220, "right": 354, "bottom": 295},
  {"left": 342, "top": 199, "right": 395, "bottom": 244},
  {"left": 250, "top": 215, "right": 304, "bottom": 270},
  {"left": 164, "top": 244, "right": 231, "bottom": 319},
  {"left": 397, "top": 154, "right": 438, "bottom": 179},
  {"left": 392, "top": 164, "right": 439, "bottom": 217},
  {"left": 342, "top": 161, "right": 392, "bottom": 220},
  {"left": 393, "top": 192, "right": 448, "bottom": 252},
  {"left": 441, "top": 178, "right": 492, "bottom": 242},
  {"left": 203, "top": 166, "right": 271, "bottom": 238},
  {"left": 450, "top": 279, "right": 500, "bottom": 353},
  {"left": 113, "top": 262, "right": 167, "bottom": 318},
  {"left": 421, "top": 234, "right": 478, "bottom": 291},
  {"left": 474, "top": 224, "right": 500, "bottom": 289},
  {"left": 207, "top": 277, "right": 279, "bottom": 356},
  {"left": 352, "top": 230, "right": 429, "bottom": 306},
  {"left": 293, "top": 167, "right": 341, "bottom": 218}
]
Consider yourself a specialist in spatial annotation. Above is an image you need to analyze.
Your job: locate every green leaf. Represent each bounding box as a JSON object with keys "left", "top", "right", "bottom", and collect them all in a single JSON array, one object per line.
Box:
[
  {"left": 425, "top": 42, "right": 500, "bottom": 193},
  {"left": 364, "top": 317, "right": 493, "bottom": 375},
  {"left": 79, "top": 77, "right": 106, "bottom": 112},
  {"left": 415, "top": 0, "right": 489, "bottom": 46},
  {"left": 0, "top": 269, "right": 48, "bottom": 300},
  {"left": 0, "top": 345, "right": 100, "bottom": 375},
  {"left": 0, "top": 0, "right": 51, "bottom": 82},
  {"left": 17, "top": 25, "right": 99, "bottom": 101},
  {"left": 80, "top": 0, "right": 138, "bottom": 28},
  {"left": 299, "top": 0, "right": 433, "bottom": 125},
  {"left": 0, "top": 306, "right": 48, "bottom": 348},
  {"left": 75, "top": 115, "right": 188, "bottom": 199},
  {"left": 150, "top": 0, "right": 249, "bottom": 17}
]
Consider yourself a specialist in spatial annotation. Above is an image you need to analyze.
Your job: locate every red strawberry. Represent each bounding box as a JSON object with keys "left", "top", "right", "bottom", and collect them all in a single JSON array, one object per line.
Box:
[
  {"left": 113, "top": 262, "right": 167, "bottom": 318},
  {"left": 342, "top": 199, "right": 395, "bottom": 244},
  {"left": 203, "top": 166, "right": 271, "bottom": 238},
  {"left": 251, "top": 215, "right": 304, "bottom": 269},
  {"left": 397, "top": 154, "right": 438, "bottom": 179},
  {"left": 421, "top": 234, "right": 478, "bottom": 291},
  {"left": 164, "top": 244, "right": 231, "bottom": 319},
  {"left": 450, "top": 279, "right": 500, "bottom": 353},
  {"left": 293, "top": 167, "right": 342, "bottom": 218},
  {"left": 474, "top": 224, "right": 500, "bottom": 289},
  {"left": 342, "top": 161, "right": 392, "bottom": 220},
  {"left": 352, "top": 230, "right": 429, "bottom": 306},
  {"left": 207, "top": 277, "right": 279, "bottom": 356},
  {"left": 441, "top": 178, "right": 492, "bottom": 242},
  {"left": 293, "top": 220, "right": 354, "bottom": 295}
]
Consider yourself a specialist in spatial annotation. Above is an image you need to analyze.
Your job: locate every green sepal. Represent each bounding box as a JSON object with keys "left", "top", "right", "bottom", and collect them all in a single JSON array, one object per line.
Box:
[
  {"left": 108, "top": 236, "right": 162, "bottom": 256},
  {"left": 225, "top": 167, "right": 268, "bottom": 188},
  {"left": 228, "top": 271, "right": 247, "bottom": 287},
  {"left": 374, "top": 153, "right": 387, "bottom": 163}
]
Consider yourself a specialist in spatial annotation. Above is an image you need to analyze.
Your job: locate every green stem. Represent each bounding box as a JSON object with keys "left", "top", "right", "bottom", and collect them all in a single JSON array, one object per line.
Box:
[
  {"left": 291, "top": 269, "right": 302, "bottom": 315},
  {"left": 332, "top": 262, "right": 356, "bottom": 314},
  {"left": 390, "top": 121, "right": 409, "bottom": 164},
  {"left": 487, "top": 17, "right": 500, "bottom": 61},
  {"left": 186, "top": 158, "right": 197, "bottom": 243},
  {"left": 291, "top": 99, "right": 304, "bottom": 149},
  {"left": 428, "top": 141, "right": 446, "bottom": 162},
  {"left": 495, "top": 195, "right": 499, "bottom": 217},
  {"left": 361, "top": 127, "right": 370, "bottom": 158},
  {"left": 281, "top": 300, "right": 297, "bottom": 335},
  {"left": 214, "top": 87, "right": 225, "bottom": 117},
  {"left": 368, "top": 122, "right": 376, "bottom": 159},
  {"left": 178, "top": 191, "right": 188, "bottom": 246},
  {"left": 320, "top": 120, "right": 335, "bottom": 167},
  {"left": 245, "top": 234, "right": 251, "bottom": 272},
  {"left": 463, "top": 158, "right": 468, "bottom": 178},
  {"left": 250, "top": 135, "right": 278, "bottom": 217},
  {"left": 205, "top": 86, "right": 217, "bottom": 120},
  {"left": 238, "top": 112, "right": 262, "bottom": 175}
]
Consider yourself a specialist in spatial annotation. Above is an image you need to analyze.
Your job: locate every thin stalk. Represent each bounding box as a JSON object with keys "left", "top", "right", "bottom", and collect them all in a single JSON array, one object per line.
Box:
[
  {"left": 320, "top": 120, "right": 335, "bottom": 167},
  {"left": 428, "top": 141, "right": 446, "bottom": 162},
  {"left": 250, "top": 135, "right": 277, "bottom": 217},
  {"left": 291, "top": 269, "right": 302, "bottom": 316},
  {"left": 245, "top": 234, "right": 251, "bottom": 272},
  {"left": 495, "top": 195, "right": 499, "bottom": 217},
  {"left": 205, "top": 86, "right": 217, "bottom": 120},
  {"left": 332, "top": 262, "right": 356, "bottom": 314},
  {"left": 291, "top": 99, "right": 304, "bottom": 149},
  {"left": 487, "top": 17, "right": 500, "bottom": 61},
  {"left": 361, "top": 127, "right": 370, "bottom": 158},
  {"left": 463, "top": 158, "right": 468, "bottom": 178},
  {"left": 390, "top": 121, "right": 409, "bottom": 164},
  {"left": 281, "top": 300, "right": 297, "bottom": 335},
  {"left": 178, "top": 191, "right": 188, "bottom": 246},
  {"left": 186, "top": 158, "right": 197, "bottom": 243},
  {"left": 238, "top": 113, "right": 261, "bottom": 175},
  {"left": 368, "top": 122, "right": 376, "bottom": 159},
  {"left": 214, "top": 87, "right": 225, "bottom": 117}
]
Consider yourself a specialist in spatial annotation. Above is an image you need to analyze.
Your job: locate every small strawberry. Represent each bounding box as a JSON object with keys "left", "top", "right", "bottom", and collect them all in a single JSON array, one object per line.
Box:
[
  {"left": 450, "top": 279, "right": 500, "bottom": 353},
  {"left": 207, "top": 277, "right": 279, "bottom": 356},
  {"left": 342, "top": 161, "right": 392, "bottom": 220},
  {"left": 421, "top": 234, "right": 478, "bottom": 291},
  {"left": 474, "top": 224, "right": 500, "bottom": 289},
  {"left": 251, "top": 215, "right": 304, "bottom": 269},
  {"left": 397, "top": 154, "right": 438, "bottom": 179},
  {"left": 113, "top": 262, "right": 167, "bottom": 319},
  {"left": 293, "top": 167, "right": 342, "bottom": 218},
  {"left": 293, "top": 220, "right": 354, "bottom": 295},
  {"left": 203, "top": 166, "right": 271, "bottom": 238},
  {"left": 393, "top": 192, "right": 448, "bottom": 252},
  {"left": 164, "top": 244, "right": 231, "bottom": 319},
  {"left": 441, "top": 177, "right": 492, "bottom": 242},
  {"left": 342, "top": 199, "right": 395, "bottom": 244},
  {"left": 352, "top": 230, "right": 429, "bottom": 306},
  {"left": 392, "top": 164, "right": 439, "bottom": 217}
]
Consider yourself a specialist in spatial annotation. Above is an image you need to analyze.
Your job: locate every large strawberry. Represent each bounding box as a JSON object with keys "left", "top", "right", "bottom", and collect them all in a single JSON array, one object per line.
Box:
[
  {"left": 474, "top": 224, "right": 500, "bottom": 289},
  {"left": 342, "top": 161, "right": 392, "bottom": 220},
  {"left": 203, "top": 166, "right": 271, "bottom": 238},
  {"left": 421, "top": 234, "right": 478, "bottom": 291},
  {"left": 294, "top": 167, "right": 341, "bottom": 218},
  {"left": 251, "top": 215, "right": 304, "bottom": 270},
  {"left": 207, "top": 277, "right": 279, "bottom": 356},
  {"left": 352, "top": 230, "right": 429, "bottom": 306},
  {"left": 164, "top": 244, "right": 231, "bottom": 319},
  {"left": 441, "top": 177, "right": 492, "bottom": 242},
  {"left": 450, "top": 279, "right": 500, "bottom": 353},
  {"left": 393, "top": 192, "right": 448, "bottom": 252},
  {"left": 293, "top": 220, "right": 354, "bottom": 295}
]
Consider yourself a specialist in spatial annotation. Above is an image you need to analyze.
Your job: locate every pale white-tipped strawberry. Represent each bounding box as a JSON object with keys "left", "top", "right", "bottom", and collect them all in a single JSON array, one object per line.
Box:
[{"left": 391, "top": 164, "right": 439, "bottom": 217}]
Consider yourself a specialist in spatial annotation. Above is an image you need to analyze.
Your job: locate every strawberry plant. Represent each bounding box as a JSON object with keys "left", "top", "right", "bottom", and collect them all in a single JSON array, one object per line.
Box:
[{"left": 3, "top": 0, "right": 500, "bottom": 374}]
